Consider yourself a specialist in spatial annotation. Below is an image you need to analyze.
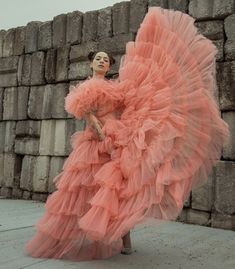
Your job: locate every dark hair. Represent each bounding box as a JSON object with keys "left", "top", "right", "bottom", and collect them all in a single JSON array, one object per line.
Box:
[{"left": 87, "top": 51, "right": 116, "bottom": 66}]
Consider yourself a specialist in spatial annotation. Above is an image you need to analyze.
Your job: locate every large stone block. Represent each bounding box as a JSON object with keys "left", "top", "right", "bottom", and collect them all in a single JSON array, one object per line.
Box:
[
  {"left": 70, "top": 42, "right": 98, "bottom": 62},
  {"left": 53, "top": 14, "right": 67, "bottom": 48},
  {"left": 224, "top": 14, "right": 235, "bottom": 41},
  {"left": 25, "top": 21, "right": 41, "bottom": 53},
  {"left": 0, "top": 56, "right": 19, "bottom": 87},
  {"left": 20, "top": 155, "right": 36, "bottom": 191},
  {"left": 15, "top": 138, "right": 39, "bottom": 155},
  {"left": 82, "top": 11, "right": 98, "bottom": 42},
  {"left": 0, "top": 154, "right": 3, "bottom": 186},
  {"left": 28, "top": 85, "right": 45, "bottom": 119},
  {"left": 56, "top": 46, "right": 69, "bottom": 82},
  {"left": 0, "top": 187, "right": 12, "bottom": 198},
  {"left": 192, "top": 169, "right": 215, "bottom": 211},
  {"left": 222, "top": 111, "right": 235, "bottom": 160},
  {"left": 33, "top": 156, "right": 50, "bottom": 192},
  {"left": 0, "top": 30, "right": 6, "bottom": 58},
  {"left": 16, "top": 120, "right": 41, "bottom": 136},
  {"left": 48, "top": 156, "right": 66, "bottom": 193},
  {"left": 225, "top": 40, "right": 235, "bottom": 60},
  {"left": 69, "top": 61, "right": 91, "bottom": 80},
  {"left": 148, "top": 0, "right": 168, "bottom": 8},
  {"left": 38, "top": 21, "right": 53, "bottom": 50},
  {"left": 66, "top": 11, "right": 83, "bottom": 45},
  {"left": 214, "top": 161, "right": 235, "bottom": 214},
  {"left": 130, "top": 0, "right": 148, "bottom": 33},
  {"left": 12, "top": 188, "right": 23, "bottom": 199},
  {"left": 3, "top": 86, "right": 29, "bottom": 120},
  {"left": 32, "top": 193, "right": 48, "bottom": 202},
  {"left": 213, "top": 39, "right": 224, "bottom": 61},
  {"left": 30, "top": 51, "right": 45, "bottom": 85},
  {"left": 217, "top": 61, "right": 235, "bottom": 110},
  {"left": 20, "top": 54, "right": 32, "bottom": 86},
  {"left": 194, "top": 20, "right": 224, "bottom": 40},
  {"left": 51, "top": 83, "right": 69, "bottom": 118},
  {"left": 168, "top": 0, "right": 188, "bottom": 12},
  {"left": 3, "top": 153, "right": 21, "bottom": 188},
  {"left": 185, "top": 209, "right": 210, "bottom": 226},
  {"left": 0, "top": 121, "right": 16, "bottom": 153},
  {"left": 97, "top": 7, "right": 112, "bottom": 39},
  {"left": 98, "top": 33, "right": 135, "bottom": 54},
  {"left": 211, "top": 213, "right": 235, "bottom": 230},
  {"left": 45, "top": 49, "right": 57, "bottom": 83},
  {"left": 17, "top": 55, "right": 24, "bottom": 86},
  {"left": 2, "top": 28, "right": 15, "bottom": 57},
  {"left": 112, "top": 2, "right": 130, "bottom": 35},
  {"left": 13, "top": 26, "right": 25, "bottom": 55},
  {"left": 39, "top": 119, "right": 77, "bottom": 156},
  {"left": 189, "top": 0, "right": 234, "bottom": 20}
]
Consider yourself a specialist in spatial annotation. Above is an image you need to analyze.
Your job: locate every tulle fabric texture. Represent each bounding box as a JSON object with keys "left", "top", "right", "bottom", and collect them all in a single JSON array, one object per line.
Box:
[{"left": 24, "top": 6, "right": 230, "bottom": 261}]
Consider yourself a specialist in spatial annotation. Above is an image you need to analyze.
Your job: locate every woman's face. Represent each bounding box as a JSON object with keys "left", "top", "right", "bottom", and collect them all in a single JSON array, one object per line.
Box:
[{"left": 90, "top": 51, "right": 111, "bottom": 75}]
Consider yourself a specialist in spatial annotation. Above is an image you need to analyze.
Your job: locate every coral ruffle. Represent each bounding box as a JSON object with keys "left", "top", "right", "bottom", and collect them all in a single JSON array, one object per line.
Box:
[{"left": 25, "top": 7, "right": 230, "bottom": 261}]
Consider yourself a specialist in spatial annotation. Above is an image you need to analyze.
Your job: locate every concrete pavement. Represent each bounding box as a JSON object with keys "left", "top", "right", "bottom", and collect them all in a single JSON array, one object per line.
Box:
[{"left": 0, "top": 198, "right": 234, "bottom": 269}]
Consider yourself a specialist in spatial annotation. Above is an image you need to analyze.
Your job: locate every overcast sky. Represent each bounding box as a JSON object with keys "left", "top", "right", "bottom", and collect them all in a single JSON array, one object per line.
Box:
[{"left": 0, "top": 0, "right": 128, "bottom": 30}]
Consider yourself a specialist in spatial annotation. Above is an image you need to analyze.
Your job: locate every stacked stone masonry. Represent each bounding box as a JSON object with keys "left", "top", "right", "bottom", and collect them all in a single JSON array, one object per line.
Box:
[{"left": 0, "top": 0, "right": 234, "bottom": 230}]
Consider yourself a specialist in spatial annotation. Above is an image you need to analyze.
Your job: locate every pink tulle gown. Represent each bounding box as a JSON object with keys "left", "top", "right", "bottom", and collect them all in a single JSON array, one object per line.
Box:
[{"left": 25, "top": 7, "right": 230, "bottom": 261}]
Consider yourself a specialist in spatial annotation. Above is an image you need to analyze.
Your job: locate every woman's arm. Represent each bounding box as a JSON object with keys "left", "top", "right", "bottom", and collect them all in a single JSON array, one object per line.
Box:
[{"left": 85, "top": 112, "right": 105, "bottom": 140}]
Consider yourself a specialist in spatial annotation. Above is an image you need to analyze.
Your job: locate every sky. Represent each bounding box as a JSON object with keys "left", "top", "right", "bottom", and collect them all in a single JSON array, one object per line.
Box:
[{"left": 0, "top": 0, "right": 128, "bottom": 30}]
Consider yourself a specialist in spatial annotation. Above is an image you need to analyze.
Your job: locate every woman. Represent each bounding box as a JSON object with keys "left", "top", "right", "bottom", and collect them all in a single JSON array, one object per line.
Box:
[{"left": 25, "top": 6, "right": 230, "bottom": 261}]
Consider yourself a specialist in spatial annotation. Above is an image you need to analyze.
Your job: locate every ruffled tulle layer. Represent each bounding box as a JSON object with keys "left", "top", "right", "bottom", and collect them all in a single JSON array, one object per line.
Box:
[{"left": 25, "top": 6, "right": 230, "bottom": 261}]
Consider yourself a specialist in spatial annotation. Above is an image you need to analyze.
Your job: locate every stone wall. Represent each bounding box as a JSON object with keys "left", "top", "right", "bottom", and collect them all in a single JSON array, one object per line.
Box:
[{"left": 0, "top": 0, "right": 234, "bottom": 230}]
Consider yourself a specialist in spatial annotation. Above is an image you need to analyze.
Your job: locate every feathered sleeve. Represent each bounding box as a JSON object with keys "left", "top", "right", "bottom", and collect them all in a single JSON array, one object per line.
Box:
[{"left": 64, "top": 78, "right": 123, "bottom": 120}]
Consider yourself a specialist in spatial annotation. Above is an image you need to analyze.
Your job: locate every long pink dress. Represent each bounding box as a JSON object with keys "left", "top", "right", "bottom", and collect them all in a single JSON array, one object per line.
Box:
[{"left": 25, "top": 7, "right": 230, "bottom": 261}]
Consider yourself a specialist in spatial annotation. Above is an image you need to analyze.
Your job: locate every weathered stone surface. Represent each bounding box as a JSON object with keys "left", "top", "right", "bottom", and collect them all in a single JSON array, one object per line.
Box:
[
  {"left": 3, "top": 153, "right": 21, "bottom": 188},
  {"left": 2, "top": 28, "right": 15, "bottom": 57},
  {"left": 168, "top": 0, "right": 188, "bottom": 12},
  {"left": 51, "top": 83, "right": 69, "bottom": 118},
  {"left": 45, "top": 49, "right": 57, "bottom": 83},
  {"left": 70, "top": 42, "right": 98, "bottom": 62},
  {"left": 214, "top": 161, "right": 235, "bottom": 214},
  {"left": 192, "top": 169, "right": 214, "bottom": 211},
  {"left": 28, "top": 85, "right": 45, "bottom": 119},
  {"left": 222, "top": 111, "right": 235, "bottom": 160},
  {"left": 56, "top": 46, "right": 69, "bottom": 82},
  {"left": 0, "top": 56, "right": 19, "bottom": 87},
  {"left": 48, "top": 156, "right": 66, "bottom": 193},
  {"left": 17, "top": 55, "right": 24, "bottom": 86},
  {"left": 148, "top": 0, "right": 168, "bottom": 8},
  {"left": 30, "top": 51, "right": 45, "bottom": 85},
  {"left": 217, "top": 61, "right": 235, "bottom": 110},
  {"left": 98, "top": 33, "right": 135, "bottom": 54},
  {"left": 211, "top": 213, "right": 235, "bottom": 230},
  {"left": 0, "top": 154, "right": 3, "bottom": 186},
  {"left": 0, "top": 187, "right": 12, "bottom": 198},
  {"left": 195, "top": 20, "right": 224, "bottom": 40},
  {"left": 53, "top": 14, "right": 67, "bottom": 48},
  {"left": 130, "top": 0, "right": 148, "bottom": 33},
  {"left": 213, "top": 39, "right": 224, "bottom": 61},
  {"left": 69, "top": 61, "right": 91, "bottom": 80},
  {"left": 33, "top": 156, "right": 50, "bottom": 192},
  {"left": 15, "top": 138, "right": 39, "bottom": 155},
  {"left": 97, "top": 7, "right": 112, "bottom": 39},
  {"left": 20, "top": 155, "right": 36, "bottom": 191},
  {"left": 25, "top": 21, "right": 41, "bottom": 53},
  {"left": 66, "top": 11, "right": 83, "bottom": 45},
  {"left": 16, "top": 120, "right": 41, "bottom": 136},
  {"left": 39, "top": 119, "right": 77, "bottom": 156},
  {"left": 112, "top": 2, "right": 130, "bottom": 35},
  {"left": 0, "top": 121, "right": 16, "bottom": 153},
  {"left": 225, "top": 40, "right": 235, "bottom": 60},
  {"left": 82, "top": 11, "right": 98, "bottom": 42},
  {"left": 3, "top": 86, "right": 29, "bottom": 120},
  {"left": 189, "top": 0, "right": 234, "bottom": 20},
  {"left": 13, "top": 26, "right": 25, "bottom": 55},
  {"left": 186, "top": 209, "right": 210, "bottom": 226},
  {"left": 22, "top": 190, "right": 31, "bottom": 200},
  {"left": 0, "top": 30, "right": 6, "bottom": 57},
  {"left": 21, "top": 54, "right": 31, "bottom": 86},
  {"left": 12, "top": 188, "right": 23, "bottom": 199},
  {"left": 32, "top": 193, "right": 48, "bottom": 202},
  {"left": 0, "top": 87, "right": 4, "bottom": 120},
  {"left": 38, "top": 21, "right": 52, "bottom": 50},
  {"left": 224, "top": 14, "right": 235, "bottom": 41},
  {"left": 184, "top": 194, "right": 191, "bottom": 207}
]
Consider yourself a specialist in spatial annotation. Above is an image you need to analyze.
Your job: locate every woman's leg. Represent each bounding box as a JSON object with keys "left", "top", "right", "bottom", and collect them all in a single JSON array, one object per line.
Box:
[{"left": 121, "top": 231, "right": 132, "bottom": 254}]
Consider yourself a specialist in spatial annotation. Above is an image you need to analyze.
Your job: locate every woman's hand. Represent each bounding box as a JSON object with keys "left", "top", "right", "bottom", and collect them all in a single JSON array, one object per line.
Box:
[{"left": 86, "top": 112, "right": 106, "bottom": 140}]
